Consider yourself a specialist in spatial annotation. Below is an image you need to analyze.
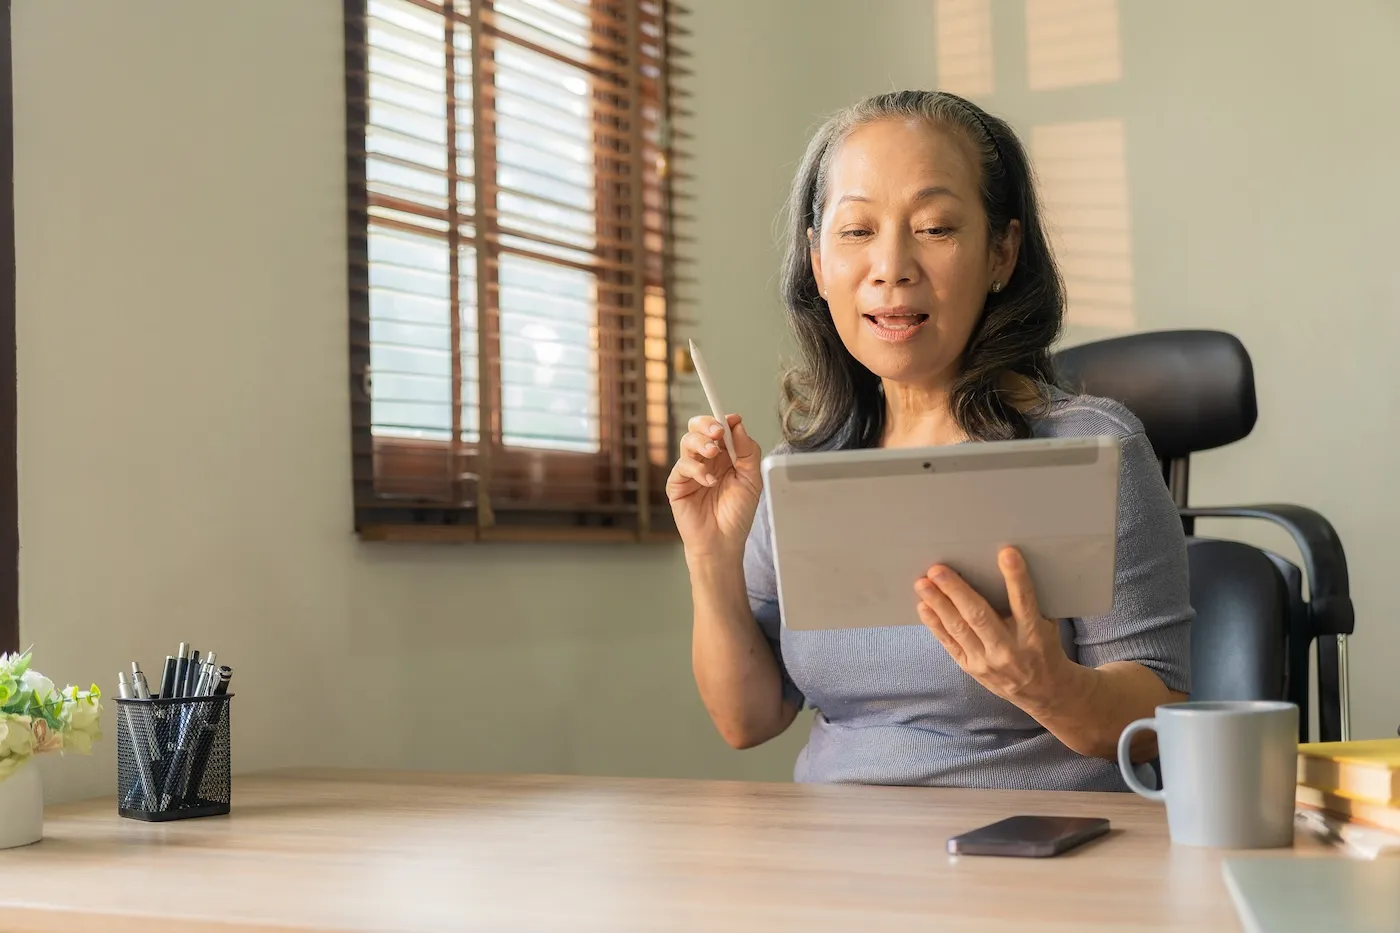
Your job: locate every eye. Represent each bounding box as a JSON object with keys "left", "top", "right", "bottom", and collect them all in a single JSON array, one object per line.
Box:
[
  {"left": 921, "top": 226, "right": 951, "bottom": 238},
  {"left": 838, "top": 228, "right": 872, "bottom": 240}
]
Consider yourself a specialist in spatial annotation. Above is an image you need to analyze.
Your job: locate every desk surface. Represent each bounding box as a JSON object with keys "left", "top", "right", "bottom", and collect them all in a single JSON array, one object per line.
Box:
[{"left": 0, "top": 768, "right": 1325, "bottom": 932}]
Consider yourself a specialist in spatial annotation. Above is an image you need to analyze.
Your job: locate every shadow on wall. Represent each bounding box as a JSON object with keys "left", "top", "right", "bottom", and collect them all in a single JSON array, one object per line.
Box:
[{"left": 935, "top": 0, "right": 1135, "bottom": 334}]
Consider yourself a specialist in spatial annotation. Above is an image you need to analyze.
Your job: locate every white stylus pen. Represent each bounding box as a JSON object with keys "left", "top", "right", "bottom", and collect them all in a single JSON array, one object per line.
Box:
[{"left": 688, "top": 339, "right": 737, "bottom": 465}]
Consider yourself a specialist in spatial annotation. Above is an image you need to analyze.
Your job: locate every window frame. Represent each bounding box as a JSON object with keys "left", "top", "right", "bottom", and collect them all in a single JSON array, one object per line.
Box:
[
  {"left": 344, "top": 0, "right": 684, "bottom": 543},
  {"left": 1, "top": 1, "right": 18, "bottom": 652}
]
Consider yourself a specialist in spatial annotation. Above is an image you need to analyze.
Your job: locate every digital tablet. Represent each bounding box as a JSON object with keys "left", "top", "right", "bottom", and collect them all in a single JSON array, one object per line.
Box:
[{"left": 761, "top": 435, "right": 1121, "bottom": 630}]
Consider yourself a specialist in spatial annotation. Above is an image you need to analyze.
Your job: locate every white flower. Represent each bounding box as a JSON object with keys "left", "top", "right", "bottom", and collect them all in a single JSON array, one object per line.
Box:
[
  {"left": 21, "top": 670, "right": 56, "bottom": 706},
  {"left": 0, "top": 715, "right": 34, "bottom": 756},
  {"left": 60, "top": 690, "right": 102, "bottom": 755},
  {"left": 0, "top": 714, "right": 36, "bottom": 783}
]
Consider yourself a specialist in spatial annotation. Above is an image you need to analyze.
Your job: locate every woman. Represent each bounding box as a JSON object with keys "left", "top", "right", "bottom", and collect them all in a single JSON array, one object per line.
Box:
[{"left": 666, "top": 90, "right": 1192, "bottom": 792}]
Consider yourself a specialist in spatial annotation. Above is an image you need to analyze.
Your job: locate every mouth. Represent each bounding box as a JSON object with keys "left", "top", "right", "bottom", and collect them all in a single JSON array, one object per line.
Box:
[{"left": 862, "top": 309, "right": 930, "bottom": 342}]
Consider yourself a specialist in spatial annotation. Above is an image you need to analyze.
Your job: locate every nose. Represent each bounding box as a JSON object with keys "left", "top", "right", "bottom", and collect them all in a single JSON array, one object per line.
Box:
[{"left": 868, "top": 229, "right": 921, "bottom": 287}]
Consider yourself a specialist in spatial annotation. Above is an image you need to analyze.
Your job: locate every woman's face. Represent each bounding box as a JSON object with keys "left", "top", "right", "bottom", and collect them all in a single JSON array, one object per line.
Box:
[{"left": 811, "top": 118, "right": 1019, "bottom": 390}]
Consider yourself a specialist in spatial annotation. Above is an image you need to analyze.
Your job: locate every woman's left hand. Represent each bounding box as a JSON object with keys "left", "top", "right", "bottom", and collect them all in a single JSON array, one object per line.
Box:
[{"left": 914, "top": 546, "right": 1073, "bottom": 714}]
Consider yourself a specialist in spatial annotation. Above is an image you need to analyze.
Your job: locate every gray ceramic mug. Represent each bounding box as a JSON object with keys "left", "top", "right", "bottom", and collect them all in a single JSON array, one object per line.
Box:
[{"left": 1117, "top": 700, "right": 1299, "bottom": 848}]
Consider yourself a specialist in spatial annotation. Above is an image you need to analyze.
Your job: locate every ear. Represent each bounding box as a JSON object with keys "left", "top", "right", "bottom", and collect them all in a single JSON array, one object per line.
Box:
[
  {"left": 989, "top": 218, "right": 1022, "bottom": 290},
  {"left": 808, "top": 227, "right": 826, "bottom": 298}
]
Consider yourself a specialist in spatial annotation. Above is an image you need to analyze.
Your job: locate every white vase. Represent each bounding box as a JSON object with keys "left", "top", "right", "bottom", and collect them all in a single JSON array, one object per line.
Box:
[{"left": 0, "top": 759, "right": 43, "bottom": 849}]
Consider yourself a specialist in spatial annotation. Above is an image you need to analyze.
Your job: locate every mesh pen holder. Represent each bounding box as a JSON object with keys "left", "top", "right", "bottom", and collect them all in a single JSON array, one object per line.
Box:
[{"left": 115, "top": 695, "right": 233, "bottom": 821}]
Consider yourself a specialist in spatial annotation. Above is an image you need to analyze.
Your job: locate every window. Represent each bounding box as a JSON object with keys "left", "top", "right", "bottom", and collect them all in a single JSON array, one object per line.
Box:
[{"left": 344, "top": 0, "right": 688, "bottom": 541}]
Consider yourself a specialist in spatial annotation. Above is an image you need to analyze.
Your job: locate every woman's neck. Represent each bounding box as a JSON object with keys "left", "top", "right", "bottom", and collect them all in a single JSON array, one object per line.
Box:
[
  {"left": 879, "top": 377, "right": 966, "bottom": 448},
  {"left": 878, "top": 370, "right": 1046, "bottom": 448}
]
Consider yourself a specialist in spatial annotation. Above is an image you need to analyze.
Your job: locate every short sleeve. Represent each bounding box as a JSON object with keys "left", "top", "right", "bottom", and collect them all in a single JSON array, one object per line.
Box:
[
  {"left": 1073, "top": 431, "right": 1193, "bottom": 693},
  {"left": 743, "top": 492, "right": 806, "bottom": 710}
]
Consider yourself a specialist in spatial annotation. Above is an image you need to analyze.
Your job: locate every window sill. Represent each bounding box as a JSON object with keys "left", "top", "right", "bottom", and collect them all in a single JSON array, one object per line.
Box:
[{"left": 356, "top": 524, "right": 680, "bottom": 545}]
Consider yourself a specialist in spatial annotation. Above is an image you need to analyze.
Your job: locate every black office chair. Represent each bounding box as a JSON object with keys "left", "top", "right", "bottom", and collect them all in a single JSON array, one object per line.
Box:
[{"left": 1054, "top": 330, "right": 1354, "bottom": 743}]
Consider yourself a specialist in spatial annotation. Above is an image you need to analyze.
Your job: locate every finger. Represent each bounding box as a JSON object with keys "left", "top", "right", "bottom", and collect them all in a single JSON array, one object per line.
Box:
[
  {"left": 998, "top": 547, "right": 1043, "bottom": 632},
  {"left": 925, "top": 565, "right": 1007, "bottom": 649},
  {"left": 915, "top": 577, "right": 984, "bottom": 656},
  {"left": 666, "top": 455, "right": 719, "bottom": 496},
  {"left": 916, "top": 600, "right": 967, "bottom": 667},
  {"left": 708, "top": 413, "right": 746, "bottom": 455},
  {"left": 687, "top": 414, "right": 726, "bottom": 441},
  {"left": 679, "top": 431, "right": 723, "bottom": 461},
  {"left": 727, "top": 417, "right": 762, "bottom": 475}
]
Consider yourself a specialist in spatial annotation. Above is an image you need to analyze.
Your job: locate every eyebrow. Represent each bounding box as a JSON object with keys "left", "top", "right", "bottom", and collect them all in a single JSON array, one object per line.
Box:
[{"left": 835, "top": 186, "right": 963, "bottom": 206}]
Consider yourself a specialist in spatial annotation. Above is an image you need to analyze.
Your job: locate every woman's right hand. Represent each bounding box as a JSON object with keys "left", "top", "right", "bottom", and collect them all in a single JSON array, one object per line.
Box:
[{"left": 666, "top": 413, "right": 763, "bottom": 563}]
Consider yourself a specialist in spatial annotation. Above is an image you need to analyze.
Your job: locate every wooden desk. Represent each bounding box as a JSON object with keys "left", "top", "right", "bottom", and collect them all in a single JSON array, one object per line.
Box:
[{"left": 0, "top": 768, "right": 1322, "bottom": 932}]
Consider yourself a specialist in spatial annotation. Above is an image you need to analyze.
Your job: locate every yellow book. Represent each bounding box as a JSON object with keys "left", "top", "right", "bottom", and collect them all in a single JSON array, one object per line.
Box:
[
  {"left": 1297, "top": 739, "right": 1400, "bottom": 806},
  {"left": 1296, "top": 784, "right": 1400, "bottom": 834}
]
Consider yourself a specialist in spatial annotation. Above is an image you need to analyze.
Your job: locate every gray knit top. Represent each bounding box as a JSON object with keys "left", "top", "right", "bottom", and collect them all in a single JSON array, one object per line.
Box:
[{"left": 743, "top": 392, "right": 1193, "bottom": 791}]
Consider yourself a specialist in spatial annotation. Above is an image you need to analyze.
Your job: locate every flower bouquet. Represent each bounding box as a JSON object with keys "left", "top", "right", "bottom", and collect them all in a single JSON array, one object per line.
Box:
[{"left": 0, "top": 650, "right": 102, "bottom": 848}]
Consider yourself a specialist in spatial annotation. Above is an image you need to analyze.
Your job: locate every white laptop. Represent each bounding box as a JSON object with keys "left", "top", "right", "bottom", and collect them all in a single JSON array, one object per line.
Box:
[{"left": 1223, "top": 857, "right": 1400, "bottom": 933}]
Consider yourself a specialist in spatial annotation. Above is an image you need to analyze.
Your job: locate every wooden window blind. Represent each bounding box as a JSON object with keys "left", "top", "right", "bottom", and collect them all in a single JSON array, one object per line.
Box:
[{"left": 344, "top": 0, "right": 691, "bottom": 542}]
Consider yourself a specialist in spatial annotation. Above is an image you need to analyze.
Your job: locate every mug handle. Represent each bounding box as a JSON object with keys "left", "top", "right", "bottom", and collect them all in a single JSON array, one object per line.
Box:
[{"left": 1117, "top": 718, "right": 1166, "bottom": 802}]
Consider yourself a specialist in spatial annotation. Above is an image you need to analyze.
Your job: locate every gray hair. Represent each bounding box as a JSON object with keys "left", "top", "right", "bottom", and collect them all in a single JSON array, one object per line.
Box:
[{"left": 778, "top": 90, "right": 1065, "bottom": 450}]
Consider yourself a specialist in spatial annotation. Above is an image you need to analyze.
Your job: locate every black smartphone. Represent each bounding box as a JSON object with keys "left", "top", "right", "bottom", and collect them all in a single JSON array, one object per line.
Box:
[{"left": 946, "top": 815, "right": 1110, "bottom": 858}]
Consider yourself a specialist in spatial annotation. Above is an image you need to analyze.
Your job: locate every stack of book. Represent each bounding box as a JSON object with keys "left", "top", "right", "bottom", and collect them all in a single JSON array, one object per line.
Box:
[{"left": 1296, "top": 738, "right": 1400, "bottom": 857}]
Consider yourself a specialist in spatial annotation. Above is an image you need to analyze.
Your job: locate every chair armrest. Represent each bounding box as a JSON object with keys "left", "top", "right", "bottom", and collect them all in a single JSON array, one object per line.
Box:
[{"left": 1180, "top": 504, "right": 1354, "bottom": 636}]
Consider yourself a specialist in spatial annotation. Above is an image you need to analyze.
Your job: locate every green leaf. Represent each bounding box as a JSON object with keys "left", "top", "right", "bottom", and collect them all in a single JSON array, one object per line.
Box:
[
  {"left": 39, "top": 697, "right": 62, "bottom": 728},
  {"left": 5, "top": 686, "right": 32, "bottom": 717}
]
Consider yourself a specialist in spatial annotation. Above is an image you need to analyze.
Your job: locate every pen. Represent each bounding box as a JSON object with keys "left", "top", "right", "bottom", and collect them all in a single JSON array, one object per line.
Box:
[
  {"left": 131, "top": 662, "right": 151, "bottom": 700},
  {"left": 186, "top": 647, "right": 203, "bottom": 697},
  {"left": 688, "top": 339, "right": 737, "bottom": 465},
  {"left": 185, "top": 649, "right": 201, "bottom": 697},
  {"left": 135, "top": 658, "right": 175, "bottom": 808},
  {"left": 160, "top": 700, "right": 198, "bottom": 809},
  {"left": 159, "top": 641, "right": 198, "bottom": 806},
  {"left": 193, "top": 652, "right": 217, "bottom": 697},
  {"left": 157, "top": 656, "right": 177, "bottom": 699},
  {"left": 172, "top": 643, "right": 190, "bottom": 699},
  {"left": 117, "top": 673, "right": 158, "bottom": 810},
  {"left": 181, "top": 666, "right": 232, "bottom": 805}
]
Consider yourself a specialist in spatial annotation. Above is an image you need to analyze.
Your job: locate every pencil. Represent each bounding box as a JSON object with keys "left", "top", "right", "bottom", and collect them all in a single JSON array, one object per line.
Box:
[{"left": 688, "top": 339, "right": 737, "bottom": 466}]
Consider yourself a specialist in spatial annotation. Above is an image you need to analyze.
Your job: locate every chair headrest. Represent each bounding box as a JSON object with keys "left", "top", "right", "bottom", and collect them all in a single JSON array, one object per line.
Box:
[{"left": 1053, "top": 330, "right": 1258, "bottom": 460}]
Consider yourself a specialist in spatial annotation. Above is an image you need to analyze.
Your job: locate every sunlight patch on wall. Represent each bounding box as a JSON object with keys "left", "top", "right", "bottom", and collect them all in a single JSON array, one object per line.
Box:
[
  {"left": 935, "top": 0, "right": 994, "bottom": 99},
  {"left": 1025, "top": 0, "right": 1122, "bottom": 91},
  {"left": 1032, "top": 119, "right": 1135, "bottom": 331}
]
